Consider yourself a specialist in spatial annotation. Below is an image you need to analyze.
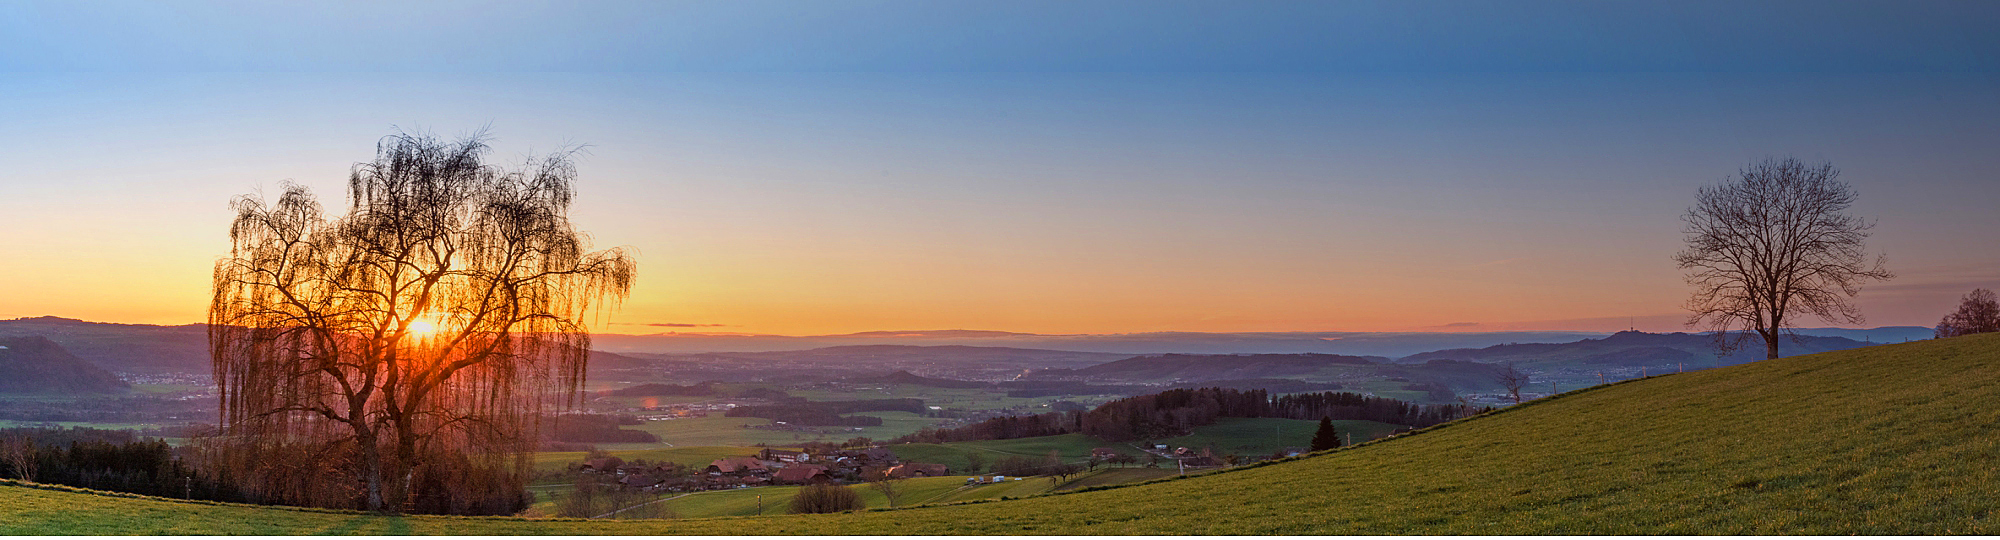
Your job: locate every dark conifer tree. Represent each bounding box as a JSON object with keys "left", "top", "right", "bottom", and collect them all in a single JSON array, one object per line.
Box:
[{"left": 1310, "top": 416, "right": 1341, "bottom": 451}]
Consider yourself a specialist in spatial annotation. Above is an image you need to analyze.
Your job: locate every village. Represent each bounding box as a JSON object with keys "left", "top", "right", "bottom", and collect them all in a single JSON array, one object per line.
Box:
[
  {"left": 559, "top": 437, "right": 1297, "bottom": 500},
  {"left": 569, "top": 445, "right": 958, "bottom": 494}
]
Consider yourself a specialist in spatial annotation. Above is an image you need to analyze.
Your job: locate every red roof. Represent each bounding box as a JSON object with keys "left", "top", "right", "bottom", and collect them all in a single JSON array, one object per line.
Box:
[
  {"left": 774, "top": 465, "right": 830, "bottom": 483},
  {"left": 710, "top": 457, "right": 767, "bottom": 473}
]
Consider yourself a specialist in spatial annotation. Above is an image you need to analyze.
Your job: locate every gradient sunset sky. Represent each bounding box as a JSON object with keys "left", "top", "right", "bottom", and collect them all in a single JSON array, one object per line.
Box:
[{"left": 3, "top": 1, "right": 1997, "bottom": 335}]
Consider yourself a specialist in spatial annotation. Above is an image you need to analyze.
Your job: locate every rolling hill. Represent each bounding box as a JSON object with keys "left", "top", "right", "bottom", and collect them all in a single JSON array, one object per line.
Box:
[
  {"left": 0, "top": 317, "right": 209, "bottom": 374},
  {"left": 1398, "top": 329, "right": 1874, "bottom": 367},
  {"left": 1032, "top": 352, "right": 1383, "bottom": 382},
  {"left": 4, "top": 333, "right": 1996, "bottom": 534},
  {"left": 844, "top": 370, "right": 989, "bottom": 389},
  {"left": 0, "top": 336, "right": 130, "bottom": 394},
  {"left": 591, "top": 329, "right": 1615, "bottom": 356}
]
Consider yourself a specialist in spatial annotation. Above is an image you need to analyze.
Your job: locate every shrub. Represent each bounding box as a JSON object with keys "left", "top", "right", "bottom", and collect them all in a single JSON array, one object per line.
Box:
[{"left": 790, "top": 483, "right": 865, "bottom": 514}]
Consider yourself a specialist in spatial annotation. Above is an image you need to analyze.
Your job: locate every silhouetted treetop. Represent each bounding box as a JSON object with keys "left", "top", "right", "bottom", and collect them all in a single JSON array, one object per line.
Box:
[{"left": 210, "top": 128, "right": 634, "bottom": 513}]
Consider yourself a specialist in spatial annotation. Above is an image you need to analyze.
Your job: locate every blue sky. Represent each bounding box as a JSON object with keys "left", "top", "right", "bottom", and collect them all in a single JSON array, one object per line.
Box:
[
  {"left": 5, "top": 0, "right": 1997, "bottom": 72},
  {"left": 1, "top": 1, "right": 1996, "bottom": 334}
]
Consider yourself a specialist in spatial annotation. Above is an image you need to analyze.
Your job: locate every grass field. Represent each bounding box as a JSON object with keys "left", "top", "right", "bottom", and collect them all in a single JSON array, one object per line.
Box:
[
  {"left": 607, "top": 411, "right": 947, "bottom": 450},
  {"left": 6, "top": 333, "right": 2000, "bottom": 534},
  {"left": 638, "top": 473, "right": 1075, "bottom": 518},
  {"left": 891, "top": 433, "right": 1108, "bottom": 469},
  {"left": 589, "top": 383, "right": 1124, "bottom": 450},
  {"left": 888, "top": 418, "right": 1402, "bottom": 472},
  {"left": 530, "top": 446, "right": 765, "bottom": 475},
  {"left": 1153, "top": 417, "right": 1399, "bottom": 458}
]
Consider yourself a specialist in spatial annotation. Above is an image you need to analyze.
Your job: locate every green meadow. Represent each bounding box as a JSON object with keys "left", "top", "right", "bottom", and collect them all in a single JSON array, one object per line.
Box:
[{"left": 6, "top": 333, "right": 2000, "bottom": 534}]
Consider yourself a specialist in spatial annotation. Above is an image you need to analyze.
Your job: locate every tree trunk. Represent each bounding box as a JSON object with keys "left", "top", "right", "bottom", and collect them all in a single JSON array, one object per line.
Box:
[
  {"left": 393, "top": 428, "right": 418, "bottom": 514},
  {"left": 360, "top": 434, "right": 385, "bottom": 512}
]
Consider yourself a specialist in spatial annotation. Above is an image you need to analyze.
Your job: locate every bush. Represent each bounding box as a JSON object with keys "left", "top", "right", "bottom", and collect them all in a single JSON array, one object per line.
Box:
[{"left": 790, "top": 483, "right": 865, "bottom": 514}]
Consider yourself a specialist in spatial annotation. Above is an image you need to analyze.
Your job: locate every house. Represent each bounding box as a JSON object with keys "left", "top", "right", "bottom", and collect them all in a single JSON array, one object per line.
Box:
[
  {"left": 581, "top": 456, "right": 625, "bottom": 472},
  {"left": 764, "top": 449, "right": 810, "bottom": 463},
  {"left": 1181, "top": 456, "right": 1220, "bottom": 468},
  {"left": 863, "top": 446, "right": 897, "bottom": 463},
  {"left": 774, "top": 464, "right": 832, "bottom": 484},
  {"left": 620, "top": 474, "right": 661, "bottom": 489},
  {"left": 708, "top": 457, "right": 768, "bottom": 475},
  {"left": 886, "top": 462, "right": 949, "bottom": 478},
  {"left": 1090, "top": 447, "right": 1122, "bottom": 459}
]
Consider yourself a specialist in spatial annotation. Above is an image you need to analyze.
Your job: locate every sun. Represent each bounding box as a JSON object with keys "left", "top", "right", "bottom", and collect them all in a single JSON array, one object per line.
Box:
[{"left": 407, "top": 319, "right": 438, "bottom": 337}]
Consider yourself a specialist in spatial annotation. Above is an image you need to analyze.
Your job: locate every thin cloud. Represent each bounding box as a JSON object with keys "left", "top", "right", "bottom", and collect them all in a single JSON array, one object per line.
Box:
[{"left": 611, "top": 322, "right": 730, "bottom": 328}]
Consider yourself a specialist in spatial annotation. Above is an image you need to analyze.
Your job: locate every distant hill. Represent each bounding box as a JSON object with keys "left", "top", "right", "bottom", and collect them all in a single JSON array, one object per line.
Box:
[
  {"left": 0, "top": 316, "right": 660, "bottom": 379},
  {"left": 1036, "top": 353, "right": 1384, "bottom": 382},
  {"left": 845, "top": 370, "right": 989, "bottom": 389},
  {"left": 1398, "top": 330, "right": 1875, "bottom": 369},
  {"left": 1165, "top": 378, "right": 1346, "bottom": 393},
  {"left": 625, "top": 344, "right": 1135, "bottom": 382},
  {"left": 605, "top": 382, "right": 716, "bottom": 397},
  {"left": 0, "top": 336, "right": 131, "bottom": 394},
  {"left": 592, "top": 329, "right": 1614, "bottom": 356},
  {"left": 0, "top": 317, "right": 209, "bottom": 374},
  {"left": 705, "top": 344, "right": 1128, "bottom": 368},
  {"left": 1792, "top": 326, "right": 1934, "bottom": 343}
]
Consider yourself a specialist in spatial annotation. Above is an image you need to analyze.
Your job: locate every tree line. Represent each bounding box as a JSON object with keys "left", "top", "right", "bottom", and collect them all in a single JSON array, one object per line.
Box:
[
  {"left": 0, "top": 427, "right": 245, "bottom": 503},
  {"left": 892, "top": 387, "right": 1489, "bottom": 444}
]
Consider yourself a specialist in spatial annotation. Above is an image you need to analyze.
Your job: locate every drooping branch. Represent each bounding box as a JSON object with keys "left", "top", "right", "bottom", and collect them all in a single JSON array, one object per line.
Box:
[{"left": 210, "top": 129, "right": 633, "bottom": 514}]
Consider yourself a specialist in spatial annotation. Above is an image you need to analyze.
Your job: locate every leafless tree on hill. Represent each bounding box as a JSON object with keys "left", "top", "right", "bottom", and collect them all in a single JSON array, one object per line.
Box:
[
  {"left": 209, "top": 129, "right": 635, "bottom": 513},
  {"left": 866, "top": 469, "right": 903, "bottom": 508},
  {"left": 1675, "top": 157, "right": 1893, "bottom": 360},
  {"left": 1936, "top": 288, "right": 2000, "bottom": 339},
  {"left": 1495, "top": 361, "right": 1529, "bottom": 404}
]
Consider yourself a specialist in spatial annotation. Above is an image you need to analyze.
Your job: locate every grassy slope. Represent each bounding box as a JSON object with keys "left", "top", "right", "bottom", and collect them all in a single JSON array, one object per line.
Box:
[
  {"left": 7, "top": 334, "right": 2000, "bottom": 534},
  {"left": 890, "top": 418, "right": 1400, "bottom": 472},
  {"left": 651, "top": 474, "right": 1070, "bottom": 518},
  {"left": 891, "top": 434, "right": 1108, "bottom": 471},
  {"left": 1154, "top": 417, "right": 1399, "bottom": 457},
  {"left": 614, "top": 411, "right": 943, "bottom": 449}
]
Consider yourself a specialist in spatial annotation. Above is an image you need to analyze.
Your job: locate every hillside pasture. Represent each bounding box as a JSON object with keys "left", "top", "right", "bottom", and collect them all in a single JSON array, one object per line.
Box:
[{"left": 5, "top": 334, "right": 2000, "bottom": 534}]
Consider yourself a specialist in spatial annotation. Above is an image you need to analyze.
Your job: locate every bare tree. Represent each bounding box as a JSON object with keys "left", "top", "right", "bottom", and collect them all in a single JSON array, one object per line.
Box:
[
  {"left": 1676, "top": 157, "right": 1892, "bottom": 360},
  {"left": 865, "top": 469, "right": 903, "bottom": 508},
  {"left": 1, "top": 435, "right": 35, "bottom": 482},
  {"left": 1494, "top": 362, "right": 1529, "bottom": 404},
  {"left": 1936, "top": 288, "right": 2000, "bottom": 339},
  {"left": 209, "top": 129, "right": 635, "bottom": 513}
]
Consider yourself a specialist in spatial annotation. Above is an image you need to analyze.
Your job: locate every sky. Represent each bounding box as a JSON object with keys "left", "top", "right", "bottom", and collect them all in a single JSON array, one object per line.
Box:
[{"left": 2, "top": 1, "right": 1997, "bottom": 336}]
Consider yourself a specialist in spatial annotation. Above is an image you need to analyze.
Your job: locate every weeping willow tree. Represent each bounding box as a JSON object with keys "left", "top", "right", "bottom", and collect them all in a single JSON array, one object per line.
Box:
[{"left": 209, "top": 130, "right": 635, "bottom": 514}]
